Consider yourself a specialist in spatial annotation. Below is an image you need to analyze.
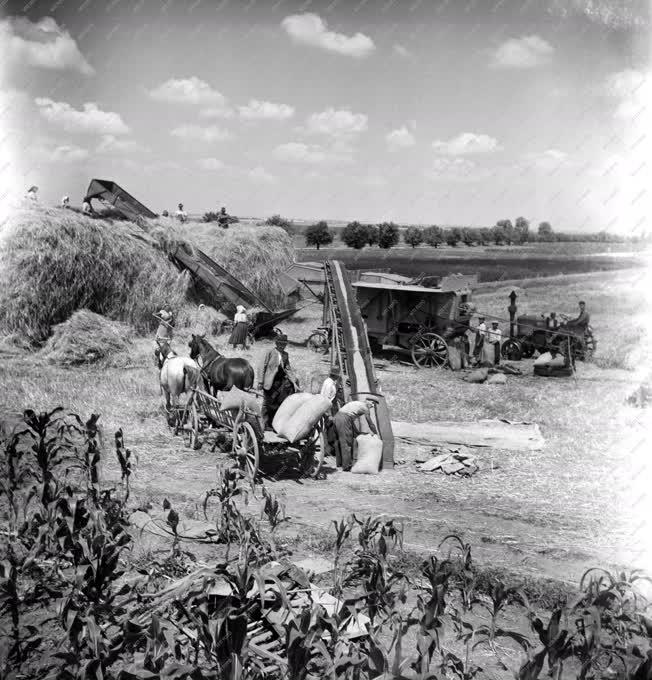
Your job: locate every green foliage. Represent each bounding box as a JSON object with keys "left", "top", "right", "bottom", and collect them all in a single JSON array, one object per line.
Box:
[
  {"left": 342, "top": 221, "right": 371, "bottom": 249},
  {"left": 446, "top": 227, "right": 463, "bottom": 246},
  {"left": 264, "top": 214, "right": 295, "bottom": 235},
  {"left": 404, "top": 226, "right": 424, "bottom": 248},
  {"left": 377, "top": 222, "right": 400, "bottom": 249},
  {"left": 305, "top": 221, "right": 334, "bottom": 250},
  {"left": 366, "top": 224, "right": 380, "bottom": 246},
  {"left": 423, "top": 225, "right": 444, "bottom": 248},
  {"left": 539, "top": 221, "right": 555, "bottom": 241},
  {"left": 514, "top": 216, "right": 530, "bottom": 244}
]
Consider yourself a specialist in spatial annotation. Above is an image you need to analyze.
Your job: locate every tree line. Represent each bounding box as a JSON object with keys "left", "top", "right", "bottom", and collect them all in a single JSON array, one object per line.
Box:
[{"left": 262, "top": 215, "right": 645, "bottom": 250}]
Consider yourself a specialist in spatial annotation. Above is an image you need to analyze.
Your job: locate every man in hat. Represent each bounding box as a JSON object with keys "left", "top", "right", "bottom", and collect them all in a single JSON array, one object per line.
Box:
[
  {"left": 567, "top": 301, "right": 590, "bottom": 331},
  {"left": 473, "top": 316, "right": 487, "bottom": 362},
  {"left": 154, "top": 309, "right": 175, "bottom": 368},
  {"left": 257, "top": 334, "right": 299, "bottom": 429},
  {"left": 320, "top": 365, "right": 345, "bottom": 460},
  {"left": 487, "top": 321, "right": 502, "bottom": 365}
]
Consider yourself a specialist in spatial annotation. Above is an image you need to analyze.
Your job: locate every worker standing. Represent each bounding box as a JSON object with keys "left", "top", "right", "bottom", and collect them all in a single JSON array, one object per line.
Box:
[
  {"left": 257, "top": 334, "right": 299, "bottom": 429},
  {"left": 321, "top": 366, "right": 344, "bottom": 460},
  {"left": 473, "top": 316, "right": 487, "bottom": 362},
  {"left": 154, "top": 309, "right": 175, "bottom": 367},
  {"left": 487, "top": 321, "right": 502, "bottom": 365},
  {"left": 332, "top": 400, "right": 378, "bottom": 472},
  {"left": 218, "top": 206, "right": 230, "bottom": 229}
]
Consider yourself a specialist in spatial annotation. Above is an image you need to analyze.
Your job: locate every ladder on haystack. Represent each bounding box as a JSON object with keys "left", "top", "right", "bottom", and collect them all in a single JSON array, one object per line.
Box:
[{"left": 323, "top": 260, "right": 394, "bottom": 469}]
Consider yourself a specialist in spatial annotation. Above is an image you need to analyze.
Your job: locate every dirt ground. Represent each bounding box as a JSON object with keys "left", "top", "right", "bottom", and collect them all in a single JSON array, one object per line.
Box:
[{"left": 2, "top": 268, "right": 650, "bottom": 592}]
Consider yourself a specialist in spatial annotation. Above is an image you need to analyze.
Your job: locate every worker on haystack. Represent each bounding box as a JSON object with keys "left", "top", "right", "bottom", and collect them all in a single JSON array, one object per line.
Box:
[
  {"left": 154, "top": 309, "right": 175, "bottom": 367},
  {"left": 332, "top": 400, "right": 378, "bottom": 472},
  {"left": 175, "top": 203, "right": 187, "bottom": 223},
  {"left": 257, "top": 334, "right": 299, "bottom": 429},
  {"left": 487, "top": 321, "right": 503, "bottom": 365},
  {"left": 473, "top": 316, "right": 486, "bottom": 362},
  {"left": 61, "top": 195, "right": 70, "bottom": 209},
  {"left": 218, "top": 206, "right": 230, "bottom": 229},
  {"left": 82, "top": 197, "right": 94, "bottom": 215},
  {"left": 26, "top": 186, "right": 38, "bottom": 201},
  {"left": 228, "top": 305, "right": 249, "bottom": 350}
]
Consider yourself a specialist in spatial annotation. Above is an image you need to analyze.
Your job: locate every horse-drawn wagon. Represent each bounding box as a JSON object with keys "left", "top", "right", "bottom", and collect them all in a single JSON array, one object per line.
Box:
[
  {"left": 308, "top": 271, "right": 476, "bottom": 369},
  {"left": 178, "top": 388, "right": 327, "bottom": 482}
]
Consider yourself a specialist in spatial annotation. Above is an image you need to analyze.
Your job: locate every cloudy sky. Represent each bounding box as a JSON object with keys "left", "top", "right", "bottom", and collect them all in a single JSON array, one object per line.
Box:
[{"left": 1, "top": 0, "right": 649, "bottom": 232}]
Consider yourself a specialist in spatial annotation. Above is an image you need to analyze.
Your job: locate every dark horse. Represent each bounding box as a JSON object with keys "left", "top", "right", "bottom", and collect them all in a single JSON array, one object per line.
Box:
[{"left": 188, "top": 335, "right": 255, "bottom": 395}]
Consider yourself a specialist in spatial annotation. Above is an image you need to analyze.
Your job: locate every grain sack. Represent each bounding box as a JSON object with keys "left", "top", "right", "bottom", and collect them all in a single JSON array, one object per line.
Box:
[
  {"left": 351, "top": 434, "right": 382, "bottom": 475},
  {"left": 448, "top": 344, "right": 462, "bottom": 371},
  {"left": 480, "top": 341, "right": 495, "bottom": 366},
  {"left": 534, "top": 352, "right": 565, "bottom": 367},
  {"left": 220, "top": 386, "right": 261, "bottom": 415},
  {"left": 276, "top": 395, "right": 332, "bottom": 443},
  {"left": 486, "top": 373, "right": 507, "bottom": 385},
  {"left": 272, "top": 392, "right": 315, "bottom": 435},
  {"left": 465, "top": 368, "right": 489, "bottom": 383}
]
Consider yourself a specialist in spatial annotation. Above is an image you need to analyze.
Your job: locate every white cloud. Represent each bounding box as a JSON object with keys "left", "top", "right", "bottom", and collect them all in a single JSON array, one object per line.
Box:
[
  {"left": 170, "top": 124, "right": 233, "bottom": 143},
  {"left": 97, "top": 135, "right": 147, "bottom": 154},
  {"left": 281, "top": 13, "right": 375, "bottom": 58},
  {"left": 149, "top": 77, "right": 230, "bottom": 107},
  {"left": 35, "top": 98, "right": 130, "bottom": 135},
  {"left": 248, "top": 166, "right": 277, "bottom": 184},
  {"left": 239, "top": 99, "right": 295, "bottom": 121},
  {"left": 386, "top": 126, "right": 415, "bottom": 151},
  {"left": 425, "top": 158, "right": 486, "bottom": 182},
  {"left": 32, "top": 143, "right": 89, "bottom": 163},
  {"left": 197, "top": 157, "right": 224, "bottom": 170},
  {"left": 432, "top": 132, "right": 500, "bottom": 155},
  {"left": 273, "top": 141, "right": 353, "bottom": 165},
  {"left": 490, "top": 35, "right": 554, "bottom": 69},
  {"left": 305, "top": 108, "right": 368, "bottom": 137},
  {"left": 523, "top": 148, "right": 570, "bottom": 171},
  {"left": 605, "top": 69, "right": 650, "bottom": 119},
  {"left": 0, "top": 16, "right": 94, "bottom": 75},
  {"left": 199, "top": 106, "right": 234, "bottom": 119},
  {"left": 393, "top": 44, "right": 411, "bottom": 58}
]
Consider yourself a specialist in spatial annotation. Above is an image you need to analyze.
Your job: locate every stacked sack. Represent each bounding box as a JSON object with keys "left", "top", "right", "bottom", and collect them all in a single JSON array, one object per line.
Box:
[{"left": 273, "top": 392, "right": 332, "bottom": 443}]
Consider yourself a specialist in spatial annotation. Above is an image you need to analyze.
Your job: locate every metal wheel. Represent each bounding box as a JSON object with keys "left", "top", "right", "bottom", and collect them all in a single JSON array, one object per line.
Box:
[
  {"left": 307, "top": 331, "right": 329, "bottom": 354},
  {"left": 181, "top": 401, "right": 200, "bottom": 450},
  {"left": 410, "top": 332, "right": 448, "bottom": 369},
  {"left": 233, "top": 421, "right": 259, "bottom": 484},
  {"left": 551, "top": 333, "right": 583, "bottom": 360},
  {"left": 501, "top": 338, "right": 522, "bottom": 361}
]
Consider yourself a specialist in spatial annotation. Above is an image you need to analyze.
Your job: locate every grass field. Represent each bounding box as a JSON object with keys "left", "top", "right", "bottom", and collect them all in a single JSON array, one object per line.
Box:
[{"left": 2, "top": 266, "right": 650, "bottom": 592}]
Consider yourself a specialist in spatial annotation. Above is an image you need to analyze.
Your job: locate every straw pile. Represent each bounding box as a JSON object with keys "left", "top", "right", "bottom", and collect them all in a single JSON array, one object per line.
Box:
[
  {"left": 41, "top": 310, "right": 133, "bottom": 366},
  {"left": 0, "top": 206, "right": 189, "bottom": 343},
  {"left": 175, "top": 303, "right": 229, "bottom": 337},
  {"left": 144, "top": 218, "right": 294, "bottom": 310}
]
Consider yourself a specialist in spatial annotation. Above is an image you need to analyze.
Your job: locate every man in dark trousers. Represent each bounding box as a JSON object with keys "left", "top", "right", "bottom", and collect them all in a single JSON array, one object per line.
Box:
[{"left": 257, "top": 334, "right": 299, "bottom": 429}]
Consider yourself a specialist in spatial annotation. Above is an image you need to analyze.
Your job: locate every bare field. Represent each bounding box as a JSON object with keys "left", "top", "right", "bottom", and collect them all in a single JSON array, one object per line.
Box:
[{"left": 1, "top": 268, "right": 650, "bottom": 587}]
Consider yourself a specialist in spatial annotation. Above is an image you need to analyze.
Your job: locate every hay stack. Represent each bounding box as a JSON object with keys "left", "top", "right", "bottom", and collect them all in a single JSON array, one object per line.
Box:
[
  {"left": 144, "top": 218, "right": 294, "bottom": 310},
  {"left": 41, "top": 310, "right": 132, "bottom": 366},
  {"left": 0, "top": 206, "right": 190, "bottom": 343},
  {"left": 176, "top": 303, "right": 229, "bottom": 337}
]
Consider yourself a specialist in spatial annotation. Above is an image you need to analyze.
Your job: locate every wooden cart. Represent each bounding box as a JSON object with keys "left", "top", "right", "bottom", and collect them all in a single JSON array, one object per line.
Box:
[{"left": 179, "top": 388, "right": 327, "bottom": 481}]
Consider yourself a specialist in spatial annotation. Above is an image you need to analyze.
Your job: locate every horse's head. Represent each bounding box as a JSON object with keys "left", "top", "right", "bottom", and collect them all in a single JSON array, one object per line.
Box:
[{"left": 188, "top": 334, "right": 200, "bottom": 360}]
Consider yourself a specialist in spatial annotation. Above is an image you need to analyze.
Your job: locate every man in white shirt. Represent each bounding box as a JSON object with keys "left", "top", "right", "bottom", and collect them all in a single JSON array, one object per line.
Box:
[
  {"left": 487, "top": 321, "right": 502, "bottom": 365},
  {"left": 332, "top": 399, "right": 378, "bottom": 472},
  {"left": 175, "top": 203, "right": 187, "bottom": 223}
]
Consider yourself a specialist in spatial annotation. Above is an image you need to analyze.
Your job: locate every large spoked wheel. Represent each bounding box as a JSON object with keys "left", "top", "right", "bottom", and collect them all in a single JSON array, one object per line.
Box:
[
  {"left": 233, "top": 421, "right": 259, "bottom": 484},
  {"left": 501, "top": 338, "right": 522, "bottom": 361},
  {"left": 307, "top": 331, "right": 329, "bottom": 354},
  {"left": 551, "top": 333, "right": 584, "bottom": 361},
  {"left": 181, "top": 401, "right": 200, "bottom": 450},
  {"left": 411, "top": 332, "right": 449, "bottom": 369},
  {"left": 299, "top": 428, "right": 326, "bottom": 479}
]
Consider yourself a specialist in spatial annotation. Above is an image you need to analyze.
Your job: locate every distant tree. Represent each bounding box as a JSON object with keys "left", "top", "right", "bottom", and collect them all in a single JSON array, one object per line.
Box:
[
  {"left": 477, "top": 227, "right": 493, "bottom": 245},
  {"left": 461, "top": 228, "right": 475, "bottom": 246},
  {"left": 404, "top": 226, "right": 424, "bottom": 248},
  {"left": 445, "top": 227, "right": 462, "bottom": 247},
  {"left": 514, "top": 216, "right": 530, "bottom": 244},
  {"left": 342, "top": 221, "right": 370, "bottom": 249},
  {"left": 366, "top": 224, "right": 380, "bottom": 247},
  {"left": 496, "top": 219, "right": 514, "bottom": 245},
  {"left": 305, "top": 221, "right": 333, "bottom": 249},
  {"left": 492, "top": 224, "right": 506, "bottom": 245},
  {"left": 265, "top": 214, "right": 295, "bottom": 235},
  {"left": 538, "top": 221, "right": 554, "bottom": 241},
  {"left": 377, "top": 222, "right": 400, "bottom": 249},
  {"left": 423, "top": 225, "right": 444, "bottom": 248}
]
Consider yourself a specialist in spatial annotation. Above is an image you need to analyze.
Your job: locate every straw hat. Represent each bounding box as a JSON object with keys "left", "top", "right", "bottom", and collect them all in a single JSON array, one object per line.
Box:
[{"left": 158, "top": 309, "right": 172, "bottom": 320}]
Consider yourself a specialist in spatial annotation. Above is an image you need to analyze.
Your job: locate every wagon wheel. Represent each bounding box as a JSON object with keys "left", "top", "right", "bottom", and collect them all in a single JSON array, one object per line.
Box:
[
  {"left": 551, "top": 333, "right": 584, "bottom": 361},
  {"left": 307, "top": 331, "right": 329, "bottom": 354},
  {"left": 233, "top": 420, "right": 259, "bottom": 484},
  {"left": 181, "top": 401, "right": 201, "bottom": 450},
  {"left": 299, "top": 427, "right": 326, "bottom": 479},
  {"left": 501, "top": 338, "right": 522, "bottom": 361},
  {"left": 411, "top": 332, "right": 448, "bottom": 369}
]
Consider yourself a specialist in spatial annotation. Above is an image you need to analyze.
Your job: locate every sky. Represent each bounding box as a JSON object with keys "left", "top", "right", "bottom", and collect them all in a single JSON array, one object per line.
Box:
[{"left": 0, "top": 0, "right": 650, "bottom": 232}]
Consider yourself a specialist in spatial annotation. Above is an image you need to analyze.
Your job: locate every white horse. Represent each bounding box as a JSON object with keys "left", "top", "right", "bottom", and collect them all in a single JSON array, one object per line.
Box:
[{"left": 159, "top": 352, "right": 202, "bottom": 417}]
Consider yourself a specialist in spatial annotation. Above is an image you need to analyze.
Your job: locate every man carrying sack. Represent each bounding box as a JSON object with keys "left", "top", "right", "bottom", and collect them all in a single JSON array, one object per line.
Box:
[
  {"left": 332, "top": 399, "right": 378, "bottom": 472},
  {"left": 257, "top": 334, "right": 300, "bottom": 430}
]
